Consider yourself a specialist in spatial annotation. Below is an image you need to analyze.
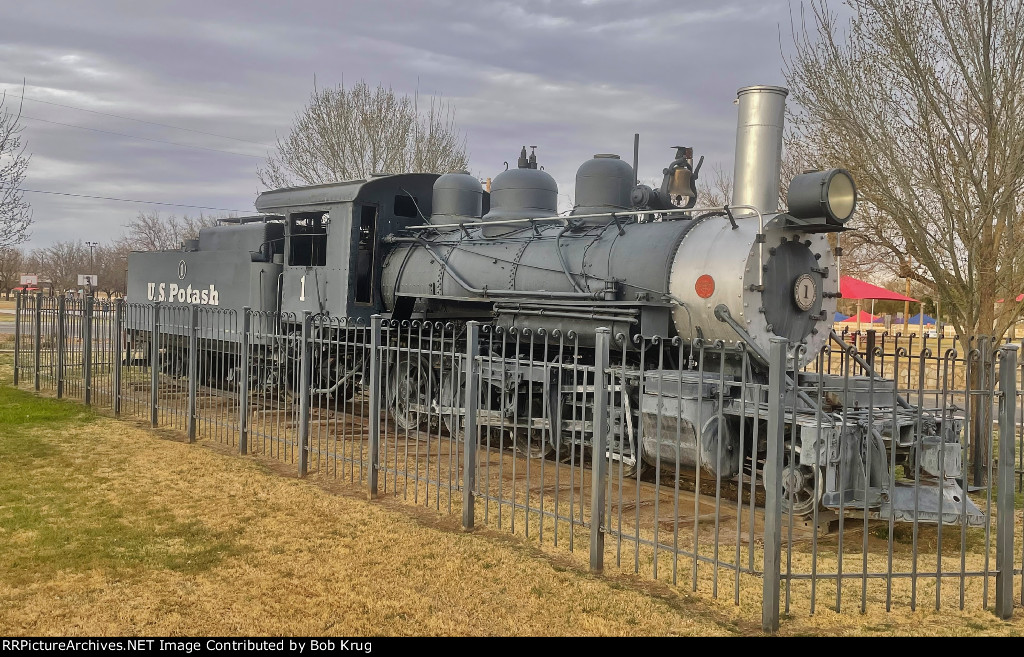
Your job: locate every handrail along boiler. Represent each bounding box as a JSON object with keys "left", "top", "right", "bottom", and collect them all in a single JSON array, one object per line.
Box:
[{"left": 124, "top": 85, "right": 980, "bottom": 525}]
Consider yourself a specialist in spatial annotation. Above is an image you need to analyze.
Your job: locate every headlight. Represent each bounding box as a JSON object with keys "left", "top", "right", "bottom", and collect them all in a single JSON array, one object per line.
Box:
[{"left": 786, "top": 168, "right": 857, "bottom": 225}]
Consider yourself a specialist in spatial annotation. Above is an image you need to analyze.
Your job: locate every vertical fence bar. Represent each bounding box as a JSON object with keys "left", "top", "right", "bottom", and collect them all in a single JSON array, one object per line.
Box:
[
  {"left": 186, "top": 304, "right": 199, "bottom": 443},
  {"left": 113, "top": 300, "right": 123, "bottom": 416},
  {"left": 238, "top": 307, "right": 250, "bottom": 455},
  {"left": 368, "top": 314, "right": 382, "bottom": 499},
  {"left": 56, "top": 296, "right": 66, "bottom": 399},
  {"left": 762, "top": 336, "right": 787, "bottom": 633},
  {"left": 461, "top": 321, "right": 481, "bottom": 529},
  {"left": 995, "top": 344, "right": 1017, "bottom": 619},
  {"left": 974, "top": 337, "right": 993, "bottom": 487},
  {"left": 589, "top": 327, "right": 611, "bottom": 573},
  {"left": 297, "top": 310, "right": 312, "bottom": 478},
  {"left": 83, "top": 296, "right": 94, "bottom": 405},
  {"left": 13, "top": 292, "right": 21, "bottom": 386},
  {"left": 150, "top": 302, "right": 160, "bottom": 427},
  {"left": 33, "top": 292, "right": 42, "bottom": 391}
]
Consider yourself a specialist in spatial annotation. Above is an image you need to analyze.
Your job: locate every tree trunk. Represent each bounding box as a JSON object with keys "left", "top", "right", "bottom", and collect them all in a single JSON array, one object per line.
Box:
[{"left": 967, "top": 291, "right": 997, "bottom": 487}]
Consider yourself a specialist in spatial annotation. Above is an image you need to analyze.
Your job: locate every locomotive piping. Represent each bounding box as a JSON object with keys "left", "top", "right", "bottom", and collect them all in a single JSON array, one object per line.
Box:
[
  {"left": 495, "top": 305, "right": 639, "bottom": 325},
  {"left": 556, "top": 222, "right": 586, "bottom": 293},
  {"left": 398, "top": 236, "right": 604, "bottom": 301},
  {"left": 405, "top": 204, "right": 762, "bottom": 231},
  {"left": 661, "top": 292, "right": 694, "bottom": 343}
]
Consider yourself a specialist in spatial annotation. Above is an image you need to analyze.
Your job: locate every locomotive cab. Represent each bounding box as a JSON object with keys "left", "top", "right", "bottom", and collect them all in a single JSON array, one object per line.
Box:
[{"left": 255, "top": 173, "right": 439, "bottom": 322}]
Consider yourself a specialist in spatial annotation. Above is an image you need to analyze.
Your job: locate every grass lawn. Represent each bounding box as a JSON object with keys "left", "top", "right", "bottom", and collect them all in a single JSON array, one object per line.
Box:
[{"left": 0, "top": 383, "right": 1021, "bottom": 636}]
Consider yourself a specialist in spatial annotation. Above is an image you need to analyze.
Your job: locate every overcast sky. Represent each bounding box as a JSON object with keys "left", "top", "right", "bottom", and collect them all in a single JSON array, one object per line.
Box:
[{"left": 1, "top": 0, "right": 804, "bottom": 250}]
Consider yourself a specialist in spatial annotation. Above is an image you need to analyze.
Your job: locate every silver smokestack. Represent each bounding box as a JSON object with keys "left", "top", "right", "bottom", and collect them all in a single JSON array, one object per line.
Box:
[{"left": 731, "top": 85, "right": 788, "bottom": 214}]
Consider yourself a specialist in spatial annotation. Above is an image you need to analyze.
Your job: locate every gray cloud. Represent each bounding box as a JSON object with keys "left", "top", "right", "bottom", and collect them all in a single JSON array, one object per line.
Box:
[{"left": 0, "top": 0, "right": 799, "bottom": 249}]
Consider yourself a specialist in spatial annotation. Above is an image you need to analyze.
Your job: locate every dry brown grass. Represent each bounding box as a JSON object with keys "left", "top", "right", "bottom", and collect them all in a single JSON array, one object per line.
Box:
[
  {"left": 2, "top": 366, "right": 1023, "bottom": 635},
  {"left": 0, "top": 391, "right": 741, "bottom": 636}
]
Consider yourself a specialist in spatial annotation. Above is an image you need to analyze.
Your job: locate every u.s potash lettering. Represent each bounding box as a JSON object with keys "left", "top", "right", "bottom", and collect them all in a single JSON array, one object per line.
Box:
[{"left": 146, "top": 282, "right": 219, "bottom": 305}]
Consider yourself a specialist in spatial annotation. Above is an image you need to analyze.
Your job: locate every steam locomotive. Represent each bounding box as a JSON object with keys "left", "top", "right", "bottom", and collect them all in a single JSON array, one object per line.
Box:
[{"left": 125, "top": 85, "right": 980, "bottom": 525}]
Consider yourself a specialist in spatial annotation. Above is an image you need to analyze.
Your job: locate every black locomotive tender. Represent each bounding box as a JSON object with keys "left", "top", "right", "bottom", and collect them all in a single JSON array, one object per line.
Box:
[{"left": 126, "top": 85, "right": 980, "bottom": 525}]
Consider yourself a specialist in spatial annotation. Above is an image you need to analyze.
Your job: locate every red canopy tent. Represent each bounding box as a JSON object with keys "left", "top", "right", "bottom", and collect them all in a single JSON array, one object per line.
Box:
[
  {"left": 840, "top": 276, "right": 917, "bottom": 302},
  {"left": 838, "top": 310, "right": 883, "bottom": 324},
  {"left": 996, "top": 293, "right": 1024, "bottom": 303},
  {"left": 838, "top": 276, "right": 919, "bottom": 331}
]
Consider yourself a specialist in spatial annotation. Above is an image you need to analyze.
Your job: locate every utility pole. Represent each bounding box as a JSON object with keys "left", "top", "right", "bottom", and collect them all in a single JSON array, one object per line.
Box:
[
  {"left": 85, "top": 241, "right": 98, "bottom": 296},
  {"left": 903, "top": 256, "right": 911, "bottom": 333}
]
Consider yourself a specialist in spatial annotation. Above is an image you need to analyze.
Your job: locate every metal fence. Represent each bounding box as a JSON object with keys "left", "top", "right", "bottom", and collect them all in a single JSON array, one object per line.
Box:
[{"left": 10, "top": 295, "right": 1022, "bottom": 630}]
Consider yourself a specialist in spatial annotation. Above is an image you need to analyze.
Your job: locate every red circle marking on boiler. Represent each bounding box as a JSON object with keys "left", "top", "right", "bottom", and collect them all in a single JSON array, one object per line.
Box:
[{"left": 695, "top": 274, "right": 715, "bottom": 299}]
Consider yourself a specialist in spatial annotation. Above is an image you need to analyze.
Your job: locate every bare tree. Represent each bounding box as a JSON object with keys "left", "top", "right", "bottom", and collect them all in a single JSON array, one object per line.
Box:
[
  {"left": 35, "top": 241, "right": 87, "bottom": 293},
  {"left": 785, "top": 0, "right": 1024, "bottom": 484},
  {"left": 0, "top": 245, "right": 24, "bottom": 299},
  {"left": 94, "top": 243, "right": 129, "bottom": 298},
  {"left": 259, "top": 80, "right": 469, "bottom": 188},
  {"left": 784, "top": 0, "right": 1024, "bottom": 345},
  {"left": 23, "top": 240, "right": 128, "bottom": 298},
  {"left": 118, "top": 211, "right": 219, "bottom": 252},
  {"left": 0, "top": 89, "right": 31, "bottom": 248},
  {"left": 695, "top": 163, "right": 734, "bottom": 208}
]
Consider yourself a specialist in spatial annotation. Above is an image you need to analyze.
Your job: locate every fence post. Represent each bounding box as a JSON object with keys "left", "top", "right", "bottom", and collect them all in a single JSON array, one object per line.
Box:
[
  {"left": 238, "top": 307, "right": 251, "bottom": 455},
  {"left": 83, "top": 295, "right": 94, "bottom": 405},
  {"left": 589, "top": 326, "right": 611, "bottom": 572},
  {"left": 995, "top": 344, "right": 1017, "bottom": 619},
  {"left": 56, "top": 296, "right": 66, "bottom": 399},
  {"left": 762, "top": 336, "right": 788, "bottom": 633},
  {"left": 186, "top": 304, "right": 199, "bottom": 443},
  {"left": 297, "top": 310, "right": 312, "bottom": 478},
  {"left": 13, "top": 292, "right": 21, "bottom": 386},
  {"left": 368, "top": 314, "right": 382, "bottom": 499},
  {"left": 461, "top": 321, "right": 481, "bottom": 529},
  {"left": 33, "top": 292, "right": 42, "bottom": 391},
  {"left": 113, "top": 300, "right": 123, "bottom": 417},
  {"left": 150, "top": 302, "right": 161, "bottom": 428}
]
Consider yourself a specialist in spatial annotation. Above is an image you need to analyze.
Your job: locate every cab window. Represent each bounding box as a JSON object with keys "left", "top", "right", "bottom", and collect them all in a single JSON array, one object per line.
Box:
[{"left": 288, "top": 211, "right": 328, "bottom": 267}]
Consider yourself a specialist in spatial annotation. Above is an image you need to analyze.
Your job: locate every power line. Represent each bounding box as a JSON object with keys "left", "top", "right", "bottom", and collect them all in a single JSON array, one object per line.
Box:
[
  {"left": 3, "top": 91, "right": 274, "bottom": 148},
  {"left": 5, "top": 187, "right": 251, "bottom": 213},
  {"left": 21, "top": 114, "right": 264, "bottom": 158}
]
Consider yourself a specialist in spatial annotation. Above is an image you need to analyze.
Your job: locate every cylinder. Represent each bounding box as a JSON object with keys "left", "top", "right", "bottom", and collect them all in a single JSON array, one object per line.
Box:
[{"left": 731, "top": 85, "right": 787, "bottom": 214}]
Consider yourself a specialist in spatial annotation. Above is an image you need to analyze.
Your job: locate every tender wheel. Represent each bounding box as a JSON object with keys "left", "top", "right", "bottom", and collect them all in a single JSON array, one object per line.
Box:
[
  {"left": 313, "top": 345, "right": 363, "bottom": 402},
  {"left": 514, "top": 428, "right": 552, "bottom": 459},
  {"left": 439, "top": 359, "right": 465, "bottom": 438},
  {"left": 159, "top": 346, "right": 185, "bottom": 378},
  {"left": 201, "top": 353, "right": 231, "bottom": 388},
  {"left": 512, "top": 397, "right": 553, "bottom": 459},
  {"left": 278, "top": 332, "right": 303, "bottom": 398},
  {"left": 781, "top": 453, "right": 823, "bottom": 516},
  {"left": 387, "top": 354, "right": 437, "bottom": 431}
]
